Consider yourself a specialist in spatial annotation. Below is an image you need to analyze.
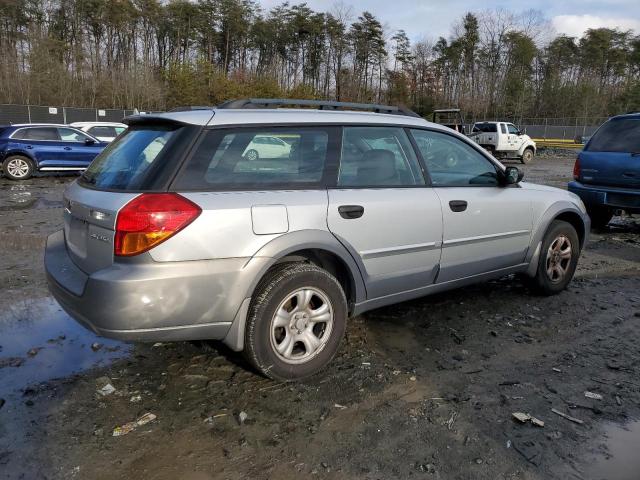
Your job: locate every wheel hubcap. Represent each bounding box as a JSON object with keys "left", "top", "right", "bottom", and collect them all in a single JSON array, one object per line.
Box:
[
  {"left": 546, "top": 235, "right": 572, "bottom": 283},
  {"left": 270, "top": 287, "right": 333, "bottom": 364},
  {"left": 7, "top": 159, "right": 29, "bottom": 178}
]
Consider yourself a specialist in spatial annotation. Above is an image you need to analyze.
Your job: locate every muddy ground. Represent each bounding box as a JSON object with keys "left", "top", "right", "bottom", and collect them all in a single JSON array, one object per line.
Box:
[{"left": 1, "top": 153, "right": 639, "bottom": 480}]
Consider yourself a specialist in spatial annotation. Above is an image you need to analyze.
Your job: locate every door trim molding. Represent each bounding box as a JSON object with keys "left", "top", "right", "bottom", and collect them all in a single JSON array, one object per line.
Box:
[
  {"left": 443, "top": 229, "right": 530, "bottom": 247},
  {"left": 360, "top": 241, "right": 439, "bottom": 259}
]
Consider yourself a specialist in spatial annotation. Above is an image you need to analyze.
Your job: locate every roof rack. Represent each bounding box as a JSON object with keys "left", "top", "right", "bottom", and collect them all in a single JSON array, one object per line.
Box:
[
  {"left": 216, "top": 98, "right": 421, "bottom": 118},
  {"left": 168, "top": 106, "right": 215, "bottom": 112}
]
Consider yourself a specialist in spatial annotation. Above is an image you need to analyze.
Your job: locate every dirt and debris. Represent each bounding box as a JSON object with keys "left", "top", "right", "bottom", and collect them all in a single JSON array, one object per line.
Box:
[
  {"left": 0, "top": 157, "right": 640, "bottom": 479},
  {"left": 112, "top": 412, "right": 157, "bottom": 437}
]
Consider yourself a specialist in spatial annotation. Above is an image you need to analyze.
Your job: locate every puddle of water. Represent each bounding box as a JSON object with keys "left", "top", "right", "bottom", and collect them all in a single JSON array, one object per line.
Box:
[
  {"left": 0, "top": 178, "right": 68, "bottom": 211},
  {"left": 0, "top": 297, "right": 130, "bottom": 396},
  {"left": 586, "top": 420, "right": 640, "bottom": 480}
]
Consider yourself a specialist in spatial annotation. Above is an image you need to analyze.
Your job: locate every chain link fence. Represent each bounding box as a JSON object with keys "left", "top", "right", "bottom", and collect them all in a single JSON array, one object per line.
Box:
[
  {"left": 467, "top": 116, "right": 608, "bottom": 142},
  {"left": 0, "top": 104, "right": 137, "bottom": 125}
]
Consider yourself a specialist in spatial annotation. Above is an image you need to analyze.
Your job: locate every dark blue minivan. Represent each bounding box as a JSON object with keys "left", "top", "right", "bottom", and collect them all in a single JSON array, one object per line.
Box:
[
  {"left": 0, "top": 124, "right": 108, "bottom": 180},
  {"left": 569, "top": 113, "right": 640, "bottom": 228}
]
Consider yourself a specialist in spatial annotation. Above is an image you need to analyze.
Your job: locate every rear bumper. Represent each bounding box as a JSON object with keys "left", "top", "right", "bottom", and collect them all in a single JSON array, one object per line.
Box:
[
  {"left": 568, "top": 181, "right": 640, "bottom": 211},
  {"left": 45, "top": 230, "right": 267, "bottom": 342}
]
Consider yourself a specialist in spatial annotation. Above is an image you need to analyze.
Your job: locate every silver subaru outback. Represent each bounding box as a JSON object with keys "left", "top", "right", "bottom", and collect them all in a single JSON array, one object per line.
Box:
[{"left": 45, "top": 99, "right": 590, "bottom": 381}]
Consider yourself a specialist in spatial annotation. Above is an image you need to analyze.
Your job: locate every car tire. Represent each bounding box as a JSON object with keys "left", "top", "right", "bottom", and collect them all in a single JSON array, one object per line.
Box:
[
  {"left": 245, "top": 149, "right": 259, "bottom": 161},
  {"left": 243, "top": 262, "right": 347, "bottom": 382},
  {"left": 3, "top": 155, "right": 34, "bottom": 180},
  {"left": 587, "top": 206, "right": 614, "bottom": 229},
  {"left": 520, "top": 148, "right": 534, "bottom": 164},
  {"left": 531, "top": 220, "right": 580, "bottom": 295}
]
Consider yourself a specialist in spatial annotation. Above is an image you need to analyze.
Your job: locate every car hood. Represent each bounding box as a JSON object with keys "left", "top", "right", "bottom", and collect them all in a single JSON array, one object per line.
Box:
[
  {"left": 518, "top": 182, "right": 562, "bottom": 193},
  {"left": 519, "top": 182, "right": 587, "bottom": 212}
]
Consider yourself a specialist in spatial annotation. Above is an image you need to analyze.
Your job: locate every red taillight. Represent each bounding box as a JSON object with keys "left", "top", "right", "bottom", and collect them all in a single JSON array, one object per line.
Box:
[
  {"left": 573, "top": 156, "right": 581, "bottom": 180},
  {"left": 115, "top": 193, "right": 201, "bottom": 256}
]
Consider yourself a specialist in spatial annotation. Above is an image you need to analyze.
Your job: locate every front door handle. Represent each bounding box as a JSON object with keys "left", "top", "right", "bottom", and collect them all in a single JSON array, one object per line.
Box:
[
  {"left": 449, "top": 200, "right": 468, "bottom": 212},
  {"left": 64, "top": 146, "right": 72, "bottom": 151},
  {"left": 26, "top": 145, "right": 33, "bottom": 149},
  {"left": 338, "top": 205, "right": 364, "bottom": 219}
]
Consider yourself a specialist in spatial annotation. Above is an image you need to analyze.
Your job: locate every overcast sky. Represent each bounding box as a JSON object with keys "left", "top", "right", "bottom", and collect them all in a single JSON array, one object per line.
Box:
[{"left": 260, "top": 0, "right": 640, "bottom": 40}]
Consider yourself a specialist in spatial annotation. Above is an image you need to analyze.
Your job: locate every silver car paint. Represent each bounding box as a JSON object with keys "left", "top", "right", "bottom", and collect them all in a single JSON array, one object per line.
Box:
[
  {"left": 327, "top": 188, "right": 443, "bottom": 298},
  {"left": 45, "top": 108, "right": 590, "bottom": 351}
]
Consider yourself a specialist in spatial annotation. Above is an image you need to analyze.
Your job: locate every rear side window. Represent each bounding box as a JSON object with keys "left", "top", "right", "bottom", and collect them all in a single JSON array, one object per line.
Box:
[
  {"left": 472, "top": 123, "right": 497, "bottom": 133},
  {"left": 338, "top": 127, "right": 424, "bottom": 187},
  {"left": 89, "top": 126, "right": 118, "bottom": 138},
  {"left": 12, "top": 127, "right": 59, "bottom": 141},
  {"left": 587, "top": 118, "right": 640, "bottom": 153},
  {"left": 174, "top": 127, "right": 332, "bottom": 190},
  {"left": 500, "top": 124, "right": 507, "bottom": 134},
  {"left": 79, "top": 125, "right": 187, "bottom": 190}
]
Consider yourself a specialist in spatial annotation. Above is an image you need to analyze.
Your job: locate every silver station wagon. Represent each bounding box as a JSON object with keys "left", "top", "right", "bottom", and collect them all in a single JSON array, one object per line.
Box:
[{"left": 45, "top": 99, "right": 590, "bottom": 380}]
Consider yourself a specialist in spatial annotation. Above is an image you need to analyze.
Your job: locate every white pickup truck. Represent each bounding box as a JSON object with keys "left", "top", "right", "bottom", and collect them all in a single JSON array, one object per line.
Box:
[{"left": 469, "top": 121, "right": 536, "bottom": 164}]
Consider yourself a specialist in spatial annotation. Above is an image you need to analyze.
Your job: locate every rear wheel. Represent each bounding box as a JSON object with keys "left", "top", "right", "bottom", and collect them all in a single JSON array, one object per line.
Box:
[
  {"left": 531, "top": 220, "right": 580, "bottom": 295},
  {"left": 587, "top": 205, "right": 614, "bottom": 229},
  {"left": 520, "top": 148, "right": 534, "bottom": 164},
  {"left": 3, "top": 155, "right": 34, "bottom": 180},
  {"left": 245, "top": 149, "right": 259, "bottom": 161},
  {"left": 244, "top": 263, "right": 347, "bottom": 381}
]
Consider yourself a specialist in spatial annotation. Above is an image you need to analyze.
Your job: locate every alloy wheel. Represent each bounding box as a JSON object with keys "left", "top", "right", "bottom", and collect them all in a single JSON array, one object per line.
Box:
[
  {"left": 6, "top": 158, "right": 30, "bottom": 178},
  {"left": 546, "top": 235, "right": 572, "bottom": 283},
  {"left": 270, "top": 287, "right": 334, "bottom": 364}
]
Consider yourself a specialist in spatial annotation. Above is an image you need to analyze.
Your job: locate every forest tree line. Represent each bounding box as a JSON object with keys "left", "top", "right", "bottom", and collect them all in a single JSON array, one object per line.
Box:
[{"left": 0, "top": 0, "right": 639, "bottom": 119}]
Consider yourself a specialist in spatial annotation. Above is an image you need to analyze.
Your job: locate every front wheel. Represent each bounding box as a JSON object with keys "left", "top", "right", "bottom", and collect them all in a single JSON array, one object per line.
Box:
[
  {"left": 3, "top": 155, "right": 34, "bottom": 180},
  {"left": 520, "top": 148, "right": 534, "bottom": 164},
  {"left": 530, "top": 220, "right": 580, "bottom": 295},
  {"left": 243, "top": 263, "right": 347, "bottom": 381}
]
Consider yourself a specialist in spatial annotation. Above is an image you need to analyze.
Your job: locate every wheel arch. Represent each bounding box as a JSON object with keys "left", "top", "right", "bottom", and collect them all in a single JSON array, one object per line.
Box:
[
  {"left": 525, "top": 203, "right": 589, "bottom": 277},
  {"left": 3, "top": 149, "right": 37, "bottom": 165},
  {"left": 222, "top": 229, "right": 366, "bottom": 352}
]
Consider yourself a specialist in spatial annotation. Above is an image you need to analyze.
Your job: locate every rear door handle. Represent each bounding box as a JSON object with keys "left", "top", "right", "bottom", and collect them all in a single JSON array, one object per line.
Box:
[
  {"left": 338, "top": 205, "right": 364, "bottom": 219},
  {"left": 449, "top": 200, "right": 468, "bottom": 212},
  {"left": 26, "top": 145, "right": 33, "bottom": 149},
  {"left": 64, "top": 146, "right": 72, "bottom": 151}
]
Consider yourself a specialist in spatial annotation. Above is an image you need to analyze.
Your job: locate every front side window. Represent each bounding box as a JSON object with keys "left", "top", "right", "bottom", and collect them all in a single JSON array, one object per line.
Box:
[
  {"left": 338, "top": 127, "right": 424, "bottom": 187},
  {"left": 173, "top": 128, "right": 331, "bottom": 190},
  {"left": 13, "top": 127, "right": 59, "bottom": 141},
  {"left": 507, "top": 124, "right": 519, "bottom": 135},
  {"left": 58, "top": 127, "right": 92, "bottom": 142},
  {"left": 411, "top": 129, "right": 498, "bottom": 186}
]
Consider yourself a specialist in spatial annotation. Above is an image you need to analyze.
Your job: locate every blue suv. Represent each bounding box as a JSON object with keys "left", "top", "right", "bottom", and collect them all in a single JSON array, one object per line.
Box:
[
  {"left": 569, "top": 113, "right": 640, "bottom": 228},
  {"left": 0, "top": 124, "right": 108, "bottom": 180}
]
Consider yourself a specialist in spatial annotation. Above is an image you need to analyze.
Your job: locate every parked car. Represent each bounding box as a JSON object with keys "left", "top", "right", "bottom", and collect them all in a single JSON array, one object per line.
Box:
[
  {"left": 569, "top": 113, "right": 640, "bottom": 228},
  {"left": 0, "top": 124, "right": 107, "bottom": 180},
  {"left": 243, "top": 134, "right": 292, "bottom": 160},
  {"left": 469, "top": 121, "right": 537, "bottom": 164},
  {"left": 70, "top": 122, "right": 127, "bottom": 142},
  {"left": 45, "top": 99, "right": 589, "bottom": 381}
]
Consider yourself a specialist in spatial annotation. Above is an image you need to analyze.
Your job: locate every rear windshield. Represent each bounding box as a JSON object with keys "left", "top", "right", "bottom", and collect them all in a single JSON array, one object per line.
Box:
[
  {"left": 79, "top": 125, "right": 189, "bottom": 190},
  {"left": 587, "top": 118, "right": 640, "bottom": 153},
  {"left": 472, "top": 123, "right": 497, "bottom": 133}
]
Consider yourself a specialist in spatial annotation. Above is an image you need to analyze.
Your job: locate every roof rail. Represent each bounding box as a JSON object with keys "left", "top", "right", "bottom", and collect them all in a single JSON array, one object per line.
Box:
[
  {"left": 216, "top": 98, "right": 421, "bottom": 118},
  {"left": 168, "top": 106, "right": 215, "bottom": 112}
]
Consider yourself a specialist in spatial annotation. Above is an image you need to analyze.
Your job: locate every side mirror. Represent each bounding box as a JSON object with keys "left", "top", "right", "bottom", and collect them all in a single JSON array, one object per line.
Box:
[
  {"left": 503, "top": 166, "right": 523, "bottom": 185},
  {"left": 85, "top": 138, "right": 96, "bottom": 145}
]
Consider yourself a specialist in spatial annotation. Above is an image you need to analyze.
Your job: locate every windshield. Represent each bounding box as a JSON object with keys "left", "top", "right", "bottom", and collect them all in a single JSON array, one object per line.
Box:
[
  {"left": 79, "top": 125, "right": 182, "bottom": 190},
  {"left": 587, "top": 118, "right": 640, "bottom": 153}
]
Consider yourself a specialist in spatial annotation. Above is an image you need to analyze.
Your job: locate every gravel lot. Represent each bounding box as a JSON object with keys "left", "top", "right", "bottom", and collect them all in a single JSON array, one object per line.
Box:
[{"left": 1, "top": 153, "right": 639, "bottom": 480}]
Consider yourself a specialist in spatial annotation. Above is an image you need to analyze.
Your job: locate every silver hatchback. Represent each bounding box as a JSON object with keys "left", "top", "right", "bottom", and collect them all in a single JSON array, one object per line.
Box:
[{"left": 45, "top": 99, "right": 590, "bottom": 380}]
